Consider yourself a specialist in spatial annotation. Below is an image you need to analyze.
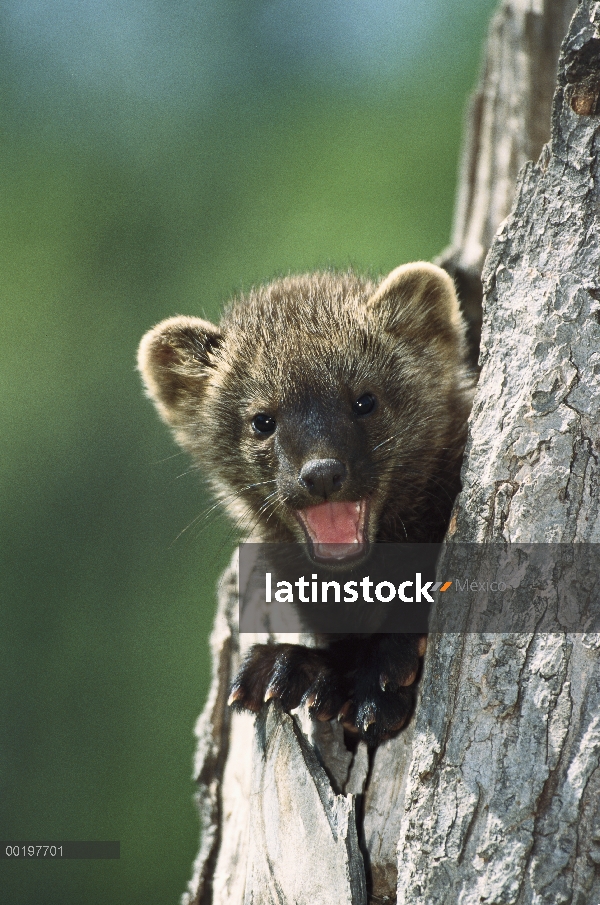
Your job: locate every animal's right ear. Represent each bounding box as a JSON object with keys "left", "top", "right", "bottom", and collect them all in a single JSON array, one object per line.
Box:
[{"left": 137, "top": 316, "right": 222, "bottom": 426}]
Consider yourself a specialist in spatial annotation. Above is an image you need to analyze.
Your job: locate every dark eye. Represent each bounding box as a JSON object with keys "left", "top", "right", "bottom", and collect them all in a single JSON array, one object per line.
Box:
[
  {"left": 252, "top": 413, "right": 276, "bottom": 434},
  {"left": 352, "top": 393, "right": 376, "bottom": 417}
]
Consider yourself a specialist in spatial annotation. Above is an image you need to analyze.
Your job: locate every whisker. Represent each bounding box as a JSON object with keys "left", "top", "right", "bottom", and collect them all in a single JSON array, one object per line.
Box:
[
  {"left": 168, "top": 479, "right": 279, "bottom": 547},
  {"left": 169, "top": 510, "right": 211, "bottom": 547},
  {"left": 371, "top": 435, "right": 398, "bottom": 453},
  {"left": 149, "top": 450, "right": 188, "bottom": 466},
  {"left": 176, "top": 466, "right": 201, "bottom": 480}
]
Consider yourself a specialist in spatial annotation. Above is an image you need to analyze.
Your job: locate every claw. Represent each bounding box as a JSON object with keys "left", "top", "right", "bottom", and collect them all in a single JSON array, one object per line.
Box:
[
  {"left": 417, "top": 635, "right": 428, "bottom": 656},
  {"left": 337, "top": 700, "right": 353, "bottom": 722},
  {"left": 316, "top": 710, "right": 334, "bottom": 722},
  {"left": 305, "top": 692, "right": 334, "bottom": 721},
  {"left": 228, "top": 687, "right": 244, "bottom": 707},
  {"left": 264, "top": 686, "right": 278, "bottom": 703},
  {"left": 400, "top": 670, "right": 417, "bottom": 687},
  {"left": 387, "top": 714, "right": 407, "bottom": 733},
  {"left": 342, "top": 722, "right": 360, "bottom": 735},
  {"left": 362, "top": 710, "right": 376, "bottom": 734},
  {"left": 379, "top": 674, "right": 389, "bottom": 692}
]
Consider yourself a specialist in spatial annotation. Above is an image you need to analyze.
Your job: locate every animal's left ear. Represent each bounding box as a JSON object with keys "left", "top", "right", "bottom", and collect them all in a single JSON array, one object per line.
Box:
[{"left": 366, "top": 262, "right": 465, "bottom": 349}]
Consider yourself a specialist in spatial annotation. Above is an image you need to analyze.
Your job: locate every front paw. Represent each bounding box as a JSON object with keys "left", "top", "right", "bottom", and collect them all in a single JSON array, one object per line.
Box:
[
  {"left": 337, "top": 634, "right": 426, "bottom": 744},
  {"left": 229, "top": 643, "right": 345, "bottom": 719},
  {"left": 345, "top": 684, "right": 416, "bottom": 744}
]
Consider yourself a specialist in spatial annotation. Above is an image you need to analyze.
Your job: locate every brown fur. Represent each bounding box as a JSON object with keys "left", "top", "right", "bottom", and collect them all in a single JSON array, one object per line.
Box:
[
  {"left": 139, "top": 263, "right": 473, "bottom": 546},
  {"left": 138, "top": 262, "right": 474, "bottom": 743}
]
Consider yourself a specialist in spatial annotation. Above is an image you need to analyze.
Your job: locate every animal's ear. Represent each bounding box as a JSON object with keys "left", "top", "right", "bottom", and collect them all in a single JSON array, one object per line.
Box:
[
  {"left": 137, "top": 316, "right": 222, "bottom": 426},
  {"left": 366, "top": 262, "right": 464, "bottom": 349}
]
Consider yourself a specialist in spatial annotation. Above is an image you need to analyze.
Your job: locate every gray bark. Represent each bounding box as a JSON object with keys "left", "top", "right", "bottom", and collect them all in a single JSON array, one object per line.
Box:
[
  {"left": 182, "top": 2, "right": 597, "bottom": 903},
  {"left": 183, "top": 558, "right": 372, "bottom": 905},
  {"left": 438, "top": 0, "right": 577, "bottom": 360},
  {"left": 243, "top": 705, "right": 366, "bottom": 905},
  {"left": 396, "top": 3, "right": 600, "bottom": 900}
]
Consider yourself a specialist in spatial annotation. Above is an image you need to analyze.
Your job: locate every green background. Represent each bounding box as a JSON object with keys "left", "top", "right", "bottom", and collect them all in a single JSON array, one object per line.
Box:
[{"left": 0, "top": 2, "right": 495, "bottom": 902}]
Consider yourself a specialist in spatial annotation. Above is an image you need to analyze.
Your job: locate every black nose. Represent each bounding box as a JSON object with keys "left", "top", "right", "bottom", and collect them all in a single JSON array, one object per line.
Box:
[{"left": 299, "top": 458, "right": 348, "bottom": 498}]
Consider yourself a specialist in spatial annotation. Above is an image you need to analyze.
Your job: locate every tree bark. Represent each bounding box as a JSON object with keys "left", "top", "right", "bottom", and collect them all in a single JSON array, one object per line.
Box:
[
  {"left": 183, "top": 558, "right": 373, "bottom": 905},
  {"left": 396, "top": 3, "right": 600, "bottom": 899},
  {"left": 438, "top": 0, "right": 577, "bottom": 361},
  {"left": 181, "top": 2, "right": 594, "bottom": 903}
]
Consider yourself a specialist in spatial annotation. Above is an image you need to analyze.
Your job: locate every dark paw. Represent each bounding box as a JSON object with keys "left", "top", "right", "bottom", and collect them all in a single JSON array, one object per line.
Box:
[
  {"left": 334, "top": 633, "right": 426, "bottom": 743},
  {"left": 228, "top": 643, "right": 341, "bottom": 716},
  {"left": 304, "top": 668, "right": 347, "bottom": 722},
  {"left": 347, "top": 685, "right": 416, "bottom": 744},
  {"left": 228, "top": 635, "right": 426, "bottom": 745}
]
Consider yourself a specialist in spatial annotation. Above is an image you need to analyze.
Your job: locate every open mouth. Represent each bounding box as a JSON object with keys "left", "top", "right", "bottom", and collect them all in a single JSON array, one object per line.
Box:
[{"left": 296, "top": 499, "right": 369, "bottom": 563}]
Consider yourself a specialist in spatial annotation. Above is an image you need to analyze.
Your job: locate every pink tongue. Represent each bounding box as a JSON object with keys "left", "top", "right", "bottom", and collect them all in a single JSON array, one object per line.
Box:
[{"left": 301, "top": 501, "right": 362, "bottom": 545}]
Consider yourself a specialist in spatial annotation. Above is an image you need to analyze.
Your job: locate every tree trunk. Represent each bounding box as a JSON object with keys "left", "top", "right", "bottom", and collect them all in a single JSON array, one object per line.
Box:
[
  {"left": 396, "top": 1, "right": 600, "bottom": 899},
  {"left": 181, "top": 2, "right": 595, "bottom": 903},
  {"left": 438, "top": 0, "right": 577, "bottom": 361}
]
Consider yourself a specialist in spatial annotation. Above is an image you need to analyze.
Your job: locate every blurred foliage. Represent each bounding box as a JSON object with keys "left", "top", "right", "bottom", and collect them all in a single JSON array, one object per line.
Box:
[{"left": 0, "top": 1, "right": 495, "bottom": 902}]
